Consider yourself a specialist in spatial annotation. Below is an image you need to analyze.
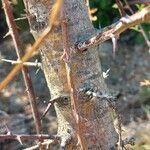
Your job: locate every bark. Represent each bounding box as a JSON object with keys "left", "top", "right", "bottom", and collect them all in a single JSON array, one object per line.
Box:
[{"left": 23, "top": 0, "right": 118, "bottom": 149}]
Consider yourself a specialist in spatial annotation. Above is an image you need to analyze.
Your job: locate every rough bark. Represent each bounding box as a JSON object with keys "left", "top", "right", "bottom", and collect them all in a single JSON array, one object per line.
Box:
[{"left": 23, "top": 0, "right": 118, "bottom": 149}]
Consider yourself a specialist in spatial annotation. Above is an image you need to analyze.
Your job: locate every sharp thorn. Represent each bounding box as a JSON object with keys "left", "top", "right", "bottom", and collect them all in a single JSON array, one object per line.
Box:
[
  {"left": 3, "top": 31, "right": 11, "bottom": 38},
  {"left": 16, "top": 136, "right": 23, "bottom": 145}
]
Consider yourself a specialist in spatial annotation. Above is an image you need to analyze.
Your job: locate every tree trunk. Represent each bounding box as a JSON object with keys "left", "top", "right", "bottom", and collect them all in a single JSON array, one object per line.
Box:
[{"left": 23, "top": 0, "right": 118, "bottom": 149}]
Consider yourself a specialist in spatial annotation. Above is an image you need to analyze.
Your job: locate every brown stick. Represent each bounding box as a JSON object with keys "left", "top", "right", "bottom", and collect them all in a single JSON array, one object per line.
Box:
[
  {"left": 2, "top": 0, "right": 42, "bottom": 138},
  {"left": 2, "top": 59, "right": 42, "bottom": 67},
  {"left": 0, "top": 134, "right": 58, "bottom": 141},
  {"left": 128, "top": 0, "right": 150, "bottom": 5},
  {"left": 61, "top": 13, "right": 85, "bottom": 149}
]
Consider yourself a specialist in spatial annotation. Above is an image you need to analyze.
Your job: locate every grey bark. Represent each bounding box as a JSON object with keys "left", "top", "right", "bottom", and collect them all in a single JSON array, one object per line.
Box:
[{"left": 23, "top": 0, "right": 118, "bottom": 149}]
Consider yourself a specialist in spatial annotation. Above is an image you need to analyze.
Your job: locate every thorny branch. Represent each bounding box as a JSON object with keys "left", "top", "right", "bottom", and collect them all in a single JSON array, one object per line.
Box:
[
  {"left": 0, "top": 133, "right": 59, "bottom": 144},
  {"left": 0, "top": 5, "right": 150, "bottom": 93},
  {"left": 0, "top": 125, "right": 59, "bottom": 149},
  {"left": 1, "top": 0, "right": 42, "bottom": 139},
  {"left": 2, "top": 59, "right": 42, "bottom": 68},
  {"left": 128, "top": 0, "right": 150, "bottom": 5},
  {"left": 61, "top": 12, "right": 85, "bottom": 149}
]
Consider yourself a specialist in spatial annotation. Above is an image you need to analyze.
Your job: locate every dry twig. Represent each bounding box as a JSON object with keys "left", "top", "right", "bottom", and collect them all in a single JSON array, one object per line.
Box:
[
  {"left": 74, "top": 5, "right": 150, "bottom": 52},
  {"left": 128, "top": 0, "right": 150, "bottom": 5},
  {"left": 0, "top": 133, "right": 58, "bottom": 144},
  {"left": 61, "top": 11, "right": 85, "bottom": 149},
  {"left": 2, "top": 0, "right": 42, "bottom": 137},
  {"left": 115, "top": 0, "right": 126, "bottom": 16},
  {"left": 2, "top": 59, "right": 42, "bottom": 68}
]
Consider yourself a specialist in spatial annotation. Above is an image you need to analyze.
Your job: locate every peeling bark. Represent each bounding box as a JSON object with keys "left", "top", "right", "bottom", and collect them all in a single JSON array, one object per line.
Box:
[{"left": 23, "top": 0, "right": 118, "bottom": 149}]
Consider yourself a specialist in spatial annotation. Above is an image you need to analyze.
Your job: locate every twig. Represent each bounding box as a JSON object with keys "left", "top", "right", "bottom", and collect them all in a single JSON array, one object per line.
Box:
[
  {"left": 124, "top": 0, "right": 150, "bottom": 49},
  {"left": 2, "top": 0, "right": 42, "bottom": 140},
  {"left": 128, "top": 0, "right": 150, "bottom": 5},
  {"left": 115, "top": 0, "right": 126, "bottom": 16},
  {"left": 40, "top": 103, "right": 52, "bottom": 120},
  {"left": 0, "top": 133, "right": 58, "bottom": 142},
  {"left": 14, "top": 16, "right": 27, "bottom": 21},
  {"left": 61, "top": 11, "right": 85, "bottom": 149},
  {"left": 40, "top": 95, "right": 69, "bottom": 120},
  {"left": 74, "top": 5, "right": 150, "bottom": 52},
  {"left": 2, "top": 59, "right": 42, "bottom": 68}
]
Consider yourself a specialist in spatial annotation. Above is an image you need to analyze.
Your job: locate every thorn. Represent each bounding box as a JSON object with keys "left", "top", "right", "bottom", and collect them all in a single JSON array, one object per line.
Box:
[
  {"left": 111, "top": 35, "right": 118, "bottom": 58},
  {"left": 2, "top": 59, "right": 42, "bottom": 68},
  {"left": 3, "top": 31, "right": 11, "bottom": 38},
  {"left": 14, "top": 17, "right": 27, "bottom": 21},
  {"left": 5, "top": 124, "right": 12, "bottom": 135},
  {"left": 16, "top": 135, "right": 23, "bottom": 145},
  {"left": 102, "top": 68, "right": 110, "bottom": 79},
  {"left": 46, "top": 143, "right": 49, "bottom": 149},
  {"left": 40, "top": 102, "right": 52, "bottom": 120},
  {"left": 35, "top": 68, "right": 40, "bottom": 75},
  {"left": 1, "top": 59, "right": 11, "bottom": 63}
]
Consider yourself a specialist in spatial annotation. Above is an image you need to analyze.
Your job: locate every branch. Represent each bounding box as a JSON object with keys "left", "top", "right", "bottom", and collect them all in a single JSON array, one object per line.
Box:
[
  {"left": 0, "top": 134, "right": 57, "bottom": 140},
  {"left": 0, "top": 133, "right": 58, "bottom": 144},
  {"left": 2, "top": 0, "right": 42, "bottom": 138},
  {"left": 2, "top": 59, "right": 42, "bottom": 68},
  {"left": 40, "top": 95, "right": 69, "bottom": 120},
  {"left": 128, "top": 0, "right": 150, "bottom": 5},
  {"left": 74, "top": 5, "right": 150, "bottom": 52}
]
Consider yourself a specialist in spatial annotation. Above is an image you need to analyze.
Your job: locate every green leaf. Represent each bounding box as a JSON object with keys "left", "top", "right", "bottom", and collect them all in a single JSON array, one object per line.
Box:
[
  {"left": 130, "top": 25, "right": 140, "bottom": 32},
  {"left": 112, "top": 4, "right": 118, "bottom": 9},
  {"left": 136, "top": 4, "right": 145, "bottom": 11}
]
